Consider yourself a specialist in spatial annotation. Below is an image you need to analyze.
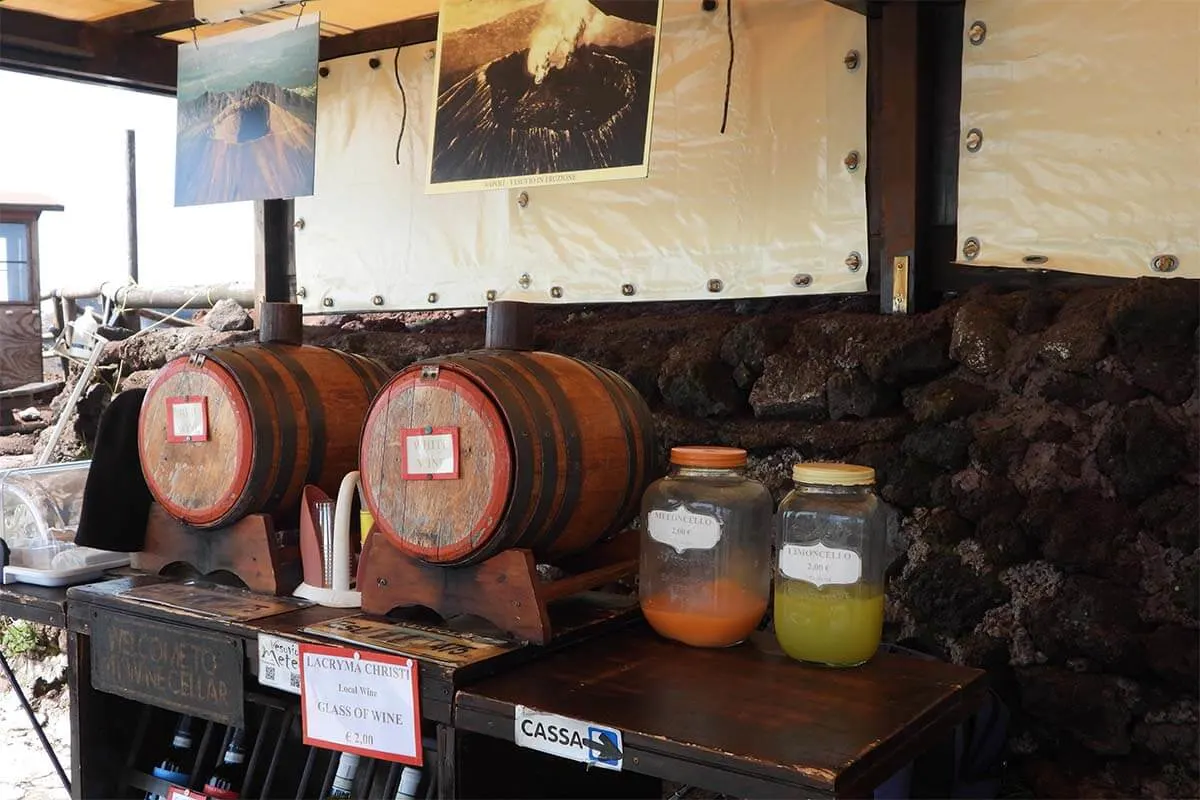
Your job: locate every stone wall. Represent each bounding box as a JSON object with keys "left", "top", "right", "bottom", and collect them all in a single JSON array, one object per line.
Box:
[{"left": 95, "top": 278, "right": 1199, "bottom": 797}]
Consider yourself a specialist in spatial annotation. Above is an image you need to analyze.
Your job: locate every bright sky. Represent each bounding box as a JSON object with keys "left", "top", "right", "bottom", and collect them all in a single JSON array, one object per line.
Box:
[{"left": 0, "top": 69, "right": 255, "bottom": 295}]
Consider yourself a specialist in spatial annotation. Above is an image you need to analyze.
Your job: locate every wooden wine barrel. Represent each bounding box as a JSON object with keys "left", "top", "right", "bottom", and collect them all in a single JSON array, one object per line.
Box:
[
  {"left": 138, "top": 344, "right": 392, "bottom": 529},
  {"left": 359, "top": 350, "right": 659, "bottom": 566}
]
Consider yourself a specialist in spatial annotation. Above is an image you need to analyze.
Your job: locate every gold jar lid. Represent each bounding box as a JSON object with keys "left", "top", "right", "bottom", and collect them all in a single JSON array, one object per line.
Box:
[{"left": 792, "top": 462, "right": 875, "bottom": 486}]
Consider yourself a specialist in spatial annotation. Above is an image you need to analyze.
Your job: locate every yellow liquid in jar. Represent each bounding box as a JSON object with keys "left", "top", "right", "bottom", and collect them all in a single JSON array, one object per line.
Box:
[{"left": 773, "top": 580, "right": 884, "bottom": 666}]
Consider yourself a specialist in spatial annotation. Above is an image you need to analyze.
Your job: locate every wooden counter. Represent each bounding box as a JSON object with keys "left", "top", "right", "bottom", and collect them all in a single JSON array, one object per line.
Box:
[
  {"left": 0, "top": 579, "right": 70, "bottom": 627},
  {"left": 456, "top": 624, "right": 989, "bottom": 799},
  {"left": 63, "top": 573, "right": 642, "bottom": 799}
]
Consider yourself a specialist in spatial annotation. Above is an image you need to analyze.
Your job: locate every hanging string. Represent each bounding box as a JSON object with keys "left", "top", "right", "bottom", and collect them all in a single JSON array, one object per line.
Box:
[
  {"left": 191, "top": 25, "right": 199, "bottom": 50},
  {"left": 720, "top": 0, "right": 734, "bottom": 134},
  {"left": 294, "top": 1, "right": 306, "bottom": 29},
  {"left": 394, "top": 46, "right": 408, "bottom": 165}
]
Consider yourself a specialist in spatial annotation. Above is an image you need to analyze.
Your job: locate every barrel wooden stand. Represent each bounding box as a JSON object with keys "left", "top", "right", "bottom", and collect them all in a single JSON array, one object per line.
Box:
[
  {"left": 131, "top": 503, "right": 301, "bottom": 595},
  {"left": 357, "top": 529, "right": 641, "bottom": 644}
]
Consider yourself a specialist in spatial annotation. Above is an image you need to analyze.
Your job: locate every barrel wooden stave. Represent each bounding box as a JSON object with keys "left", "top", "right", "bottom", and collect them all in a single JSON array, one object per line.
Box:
[
  {"left": 139, "top": 344, "right": 391, "bottom": 529},
  {"left": 359, "top": 349, "right": 658, "bottom": 566}
]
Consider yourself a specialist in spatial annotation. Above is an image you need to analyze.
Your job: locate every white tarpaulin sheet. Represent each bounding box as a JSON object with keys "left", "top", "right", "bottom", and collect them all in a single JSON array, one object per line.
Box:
[
  {"left": 294, "top": 0, "right": 868, "bottom": 312},
  {"left": 957, "top": 0, "right": 1200, "bottom": 279}
]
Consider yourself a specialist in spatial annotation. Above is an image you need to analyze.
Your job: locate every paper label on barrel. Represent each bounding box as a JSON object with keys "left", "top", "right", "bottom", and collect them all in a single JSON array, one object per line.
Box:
[
  {"left": 647, "top": 508, "right": 722, "bottom": 553},
  {"left": 166, "top": 396, "right": 209, "bottom": 443},
  {"left": 779, "top": 543, "right": 862, "bottom": 587},
  {"left": 400, "top": 427, "right": 459, "bottom": 480}
]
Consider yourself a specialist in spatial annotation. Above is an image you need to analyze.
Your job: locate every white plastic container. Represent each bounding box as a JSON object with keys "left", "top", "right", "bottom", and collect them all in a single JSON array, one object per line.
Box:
[{"left": 0, "top": 460, "right": 129, "bottom": 587}]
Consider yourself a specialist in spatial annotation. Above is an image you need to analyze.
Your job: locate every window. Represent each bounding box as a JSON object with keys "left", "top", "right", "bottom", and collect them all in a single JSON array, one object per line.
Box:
[{"left": 0, "top": 222, "right": 32, "bottom": 303}]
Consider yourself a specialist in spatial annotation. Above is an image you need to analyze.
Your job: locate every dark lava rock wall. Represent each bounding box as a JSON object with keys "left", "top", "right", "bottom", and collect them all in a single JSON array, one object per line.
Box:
[{"left": 112, "top": 280, "right": 1200, "bottom": 797}]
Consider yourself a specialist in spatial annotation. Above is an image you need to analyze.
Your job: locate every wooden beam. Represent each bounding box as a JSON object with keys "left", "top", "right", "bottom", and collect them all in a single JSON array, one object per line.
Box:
[
  {"left": 875, "top": 1, "right": 920, "bottom": 315},
  {"left": 254, "top": 200, "right": 295, "bottom": 304},
  {"left": 0, "top": 8, "right": 176, "bottom": 94},
  {"left": 826, "top": 0, "right": 958, "bottom": 14},
  {"left": 99, "top": 1, "right": 197, "bottom": 37},
  {"left": 318, "top": 15, "right": 439, "bottom": 62}
]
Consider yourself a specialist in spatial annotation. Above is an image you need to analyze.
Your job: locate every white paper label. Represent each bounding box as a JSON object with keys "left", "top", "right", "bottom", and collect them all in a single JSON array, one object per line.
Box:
[
  {"left": 300, "top": 645, "right": 422, "bottom": 764},
  {"left": 779, "top": 542, "right": 862, "bottom": 587},
  {"left": 170, "top": 401, "right": 206, "bottom": 438},
  {"left": 405, "top": 433, "right": 456, "bottom": 476},
  {"left": 258, "top": 633, "right": 301, "bottom": 695},
  {"left": 647, "top": 508, "right": 722, "bottom": 553},
  {"left": 166, "top": 788, "right": 205, "bottom": 800},
  {"left": 513, "top": 706, "right": 623, "bottom": 771}
]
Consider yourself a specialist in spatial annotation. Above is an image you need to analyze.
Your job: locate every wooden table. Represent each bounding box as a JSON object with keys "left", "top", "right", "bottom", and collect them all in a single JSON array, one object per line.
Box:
[
  {"left": 456, "top": 624, "right": 989, "bottom": 799},
  {"left": 0, "top": 579, "right": 70, "bottom": 627},
  {"left": 64, "top": 573, "right": 642, "bottom": 800}
]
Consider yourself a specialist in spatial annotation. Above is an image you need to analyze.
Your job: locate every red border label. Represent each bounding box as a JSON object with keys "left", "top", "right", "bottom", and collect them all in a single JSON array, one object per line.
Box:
[
  {"left": 166, "top": 787, "right": 208, "bottom": 800},
  {"left": 165, "top": 395, "right": 210, "bottom": 443},
  {"left": 399, "top": 427, "right": 460, "bottom": 481},
  {"left": 298, "top": 642, "right": 423, "bottom": 765}
]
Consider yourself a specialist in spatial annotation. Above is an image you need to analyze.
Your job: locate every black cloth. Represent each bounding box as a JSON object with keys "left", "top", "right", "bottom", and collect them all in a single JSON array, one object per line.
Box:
[{"left": 74, "top": 388, "right": 152, "bottom": 552}]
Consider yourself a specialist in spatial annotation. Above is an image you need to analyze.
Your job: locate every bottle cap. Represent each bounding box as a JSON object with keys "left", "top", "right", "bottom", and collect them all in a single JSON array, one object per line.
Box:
[
  {"left": 792, "top": 462, "right": 875, "bottom": 486},
  {"left": 669, "top": 446, "right": 746, "bottom": 469}
]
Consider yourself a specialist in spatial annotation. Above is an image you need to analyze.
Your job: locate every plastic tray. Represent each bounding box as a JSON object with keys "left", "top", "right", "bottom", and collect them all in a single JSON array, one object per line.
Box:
[{"left": 2, "top": 552, "right": 130, "bottom": 587}]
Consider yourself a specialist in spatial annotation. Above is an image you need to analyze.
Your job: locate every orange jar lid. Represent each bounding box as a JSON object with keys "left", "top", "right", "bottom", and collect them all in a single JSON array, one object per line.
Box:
[{"left": 670, "top": 446, "right": 747, "bottom": 469}]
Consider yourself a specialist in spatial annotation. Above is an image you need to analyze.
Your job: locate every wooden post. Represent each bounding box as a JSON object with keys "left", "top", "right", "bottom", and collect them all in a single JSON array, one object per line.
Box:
[
  {"left": 258, "top": 301, "right": 304, "bottom": 345},
  {"left": 484, "top": 300, "right": 535, "bottom": 350},
  {"left": 876, "top": 1, "right": 920, "bottom": 315},
  {"left": 254, "top": 199, "right": 295, "bottom": 304},
  {"left": 117, "top": 128, "right": 140, "bottom": 331}
]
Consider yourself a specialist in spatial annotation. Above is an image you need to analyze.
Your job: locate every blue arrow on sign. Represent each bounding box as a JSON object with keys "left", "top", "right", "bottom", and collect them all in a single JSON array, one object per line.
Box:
[{"left": 585, "top": 727, "right": 623, "bottom": 765}]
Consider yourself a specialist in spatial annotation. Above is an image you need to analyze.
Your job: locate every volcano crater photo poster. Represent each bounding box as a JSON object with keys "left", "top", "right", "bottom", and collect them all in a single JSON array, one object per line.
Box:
[
  {"left": 174, "top": 14, "right": 319, "bottom": 207},
  {"left": 426, "top": 0, "right": 665, "bottom": 194}
]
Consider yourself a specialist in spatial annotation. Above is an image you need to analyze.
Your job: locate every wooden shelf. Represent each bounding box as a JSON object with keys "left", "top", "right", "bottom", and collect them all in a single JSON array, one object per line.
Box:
[
  {"left": 456, "top": 623, "right": 989, "bottom": 799},
  {"left": 0, "top": 579, "right": 71, "bottom": 627}
]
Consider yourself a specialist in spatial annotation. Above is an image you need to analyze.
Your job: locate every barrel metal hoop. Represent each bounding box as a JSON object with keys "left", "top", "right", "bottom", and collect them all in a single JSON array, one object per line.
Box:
[
  {"left": 510, "top": 352, "right": 584, "bottom": 553},
  {"left": 336, "top": 350, "right": 387, "bottom": 403},
  {"left": 577, "top": 360, "right": 641, "bottom": 541},
  {"left": 269, "top": 346, "right": 328, "bottom": 489},
  {"left": 448, "top": 355, "right": 533, "bottom": 559},
  {"left": 228, "top": 347, "right": 296, "bottom": 514}
]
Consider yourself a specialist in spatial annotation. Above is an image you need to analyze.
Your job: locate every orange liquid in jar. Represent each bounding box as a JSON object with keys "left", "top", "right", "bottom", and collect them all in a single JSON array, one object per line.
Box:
[{"left": 641, "top": 579, "right": 767, "bottom": 648}]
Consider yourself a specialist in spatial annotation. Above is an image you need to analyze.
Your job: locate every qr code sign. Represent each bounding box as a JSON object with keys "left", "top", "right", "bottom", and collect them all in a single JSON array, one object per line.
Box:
[{"left": 258, "top": 634, "right": 301, "bottom": 694}]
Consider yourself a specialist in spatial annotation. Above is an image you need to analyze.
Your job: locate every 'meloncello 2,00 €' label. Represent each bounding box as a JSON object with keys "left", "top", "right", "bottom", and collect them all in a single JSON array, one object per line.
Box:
[{"left": 646, "top": 507, "right": 722, "bottom": 553}]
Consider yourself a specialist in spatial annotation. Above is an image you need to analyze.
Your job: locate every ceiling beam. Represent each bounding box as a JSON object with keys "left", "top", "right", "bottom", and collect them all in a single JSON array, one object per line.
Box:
[
  {"left": 825, "top": 0, "right": 960, "bottom": 16},
  {"left": 318, "top": 14, "right": 439, "bottom": 62},
  {"left": 99, "top": 1, "right": 198, "bottom": 37},
  {"left": 0, "top": 8, "right": 176, "bottom": 94},
  {"left": 0, "top": 6, "right": 441, "bottom": 96}
]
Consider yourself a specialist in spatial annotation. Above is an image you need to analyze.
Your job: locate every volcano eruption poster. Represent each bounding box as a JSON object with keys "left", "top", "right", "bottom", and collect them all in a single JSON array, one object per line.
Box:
[
  {"left": 426, "top": 0, "right": 664, "bottom": 195},
  {"left": 174, "top": 14, "right": 319, "bottom": 207}
]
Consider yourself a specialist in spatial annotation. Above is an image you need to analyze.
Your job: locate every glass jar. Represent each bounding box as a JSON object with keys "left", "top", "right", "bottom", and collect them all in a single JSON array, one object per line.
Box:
[
  {"left": 774, "top": 462, "right": 887, "bottom": 667},
  {"left": 638, "top": 446, "right": 773, "bottom": 648}
]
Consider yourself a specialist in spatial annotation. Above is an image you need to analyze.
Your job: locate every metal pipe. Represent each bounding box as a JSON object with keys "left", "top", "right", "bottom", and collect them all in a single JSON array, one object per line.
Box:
[
  {"left": 44, "top": 281, "right": 256, "bottom": 309},
  {"left": 35, "top": 333, "right": 106, "bottom": 466},
  {"left": 138, "top": 308, "right": 200, "bottom": 327},
  {"left": 125, "top": 130, "right": 139, "bottom": 285},
  {"left": 0, "top": 649, "right": 70, "bottom": 794}
]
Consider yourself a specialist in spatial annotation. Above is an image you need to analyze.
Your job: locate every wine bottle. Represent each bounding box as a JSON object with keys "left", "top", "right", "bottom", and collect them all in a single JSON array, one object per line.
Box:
[
  {"left": 145, "top": 715, "right": 195, "bottom": 800},
  {"left": 202, "top": 728, "right": 247, "bottom": 800},
  {"left": 394, "top": 766, "right": 422, "bottom": 800},
  {"left": 327, "top": 752, "right": 361, "bottom": 799}
]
